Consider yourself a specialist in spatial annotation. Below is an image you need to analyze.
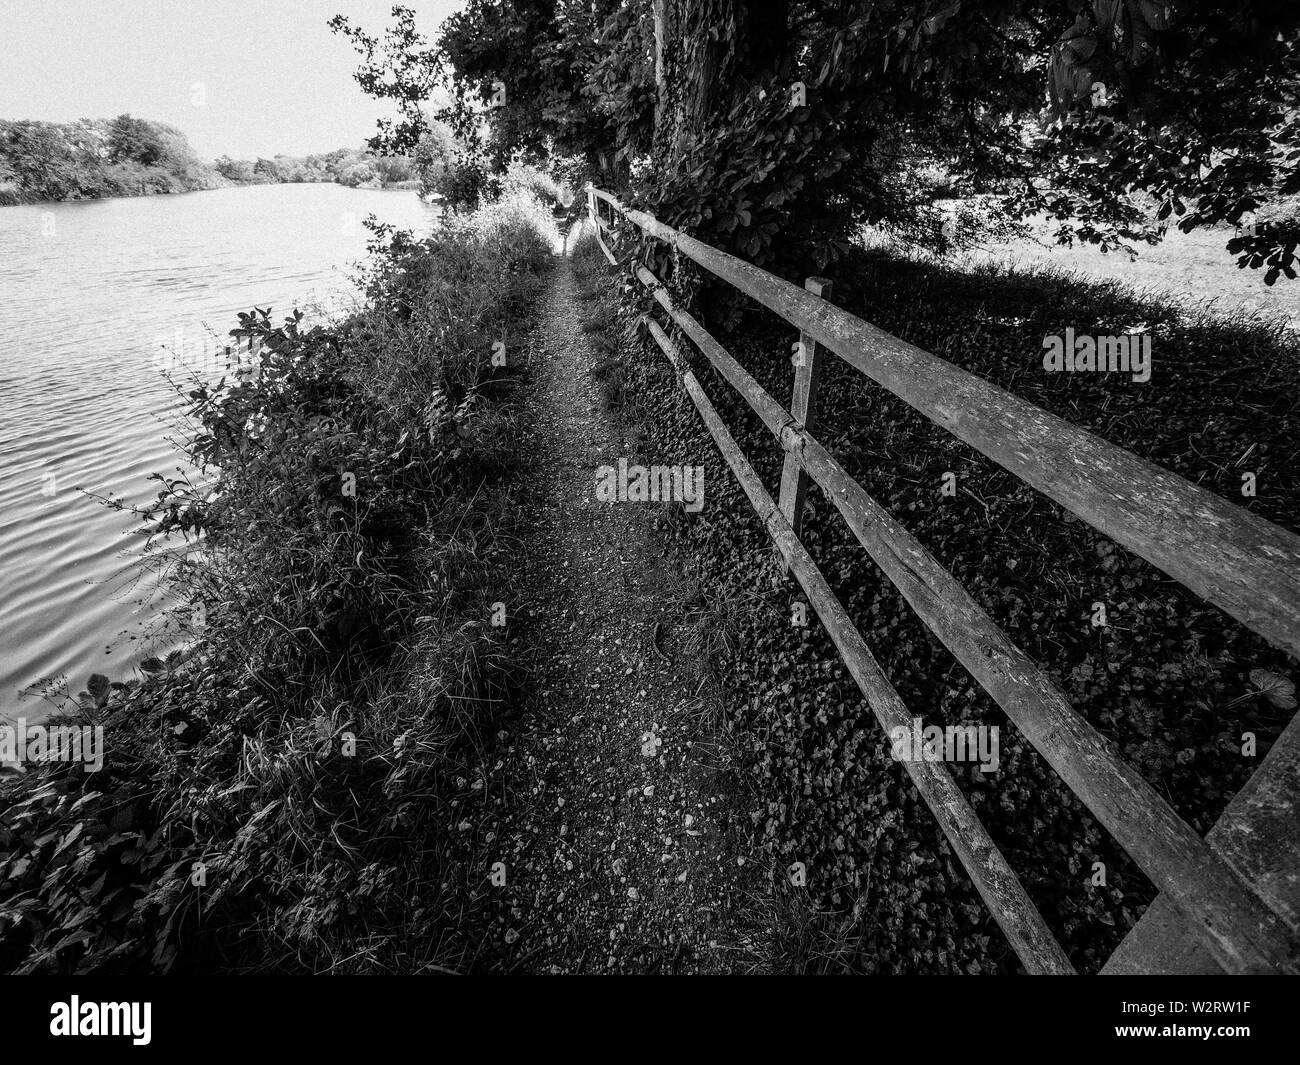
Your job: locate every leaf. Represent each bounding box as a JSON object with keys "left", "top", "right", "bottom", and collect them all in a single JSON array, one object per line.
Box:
[
  {"left": 70, "top": 792, "right": 103, "bottom": 816},
  {"left": 86, "top": 674, "right": 110, "bottom": 707},
  {"left": 1248, "top": 668, "right": 1297, "bottom": 710},
  {"left": 53, "top": 823, "right": 84, "bottom": 858},
  {"left": 1139, "top": 0, "right": 1177, "bottom": 31}
]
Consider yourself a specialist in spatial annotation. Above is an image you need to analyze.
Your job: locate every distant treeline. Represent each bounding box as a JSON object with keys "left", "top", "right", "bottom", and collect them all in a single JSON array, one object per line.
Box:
[
  {"left": 212, "top": 147, "right": 416, "bottom": 189},
  {"left": 0, "top": 114, "right": 418, "bottom": 205}
]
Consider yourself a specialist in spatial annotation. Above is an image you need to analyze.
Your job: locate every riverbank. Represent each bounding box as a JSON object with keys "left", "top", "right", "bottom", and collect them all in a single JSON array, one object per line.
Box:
[
  {"left": 0, "top": 181, "right": 425, "bottom": 207},
  {"left": 0, "top": 116, "right": 422, "bottom": 207},
  {"left": 0, "top": 172, "right": 424, "bottom": 207},
  {"left": 0, "top": 183, "right": 441, "bottom": 721},
  {"left": 0, "top": 176, "right": 559, "bottom": 973}
]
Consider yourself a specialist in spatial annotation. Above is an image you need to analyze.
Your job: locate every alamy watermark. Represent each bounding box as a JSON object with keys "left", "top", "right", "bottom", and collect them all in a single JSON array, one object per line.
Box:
[
  {"left": 1042, "top": 327, "right": 1152, "bottom": 383},
  {"left": 0, "top": 719, "right": 104, "bottom": 773},
  {"left": 595, "top": 459, "right": 704, "bottom": 512},
  {"left": 50, "top": 997, "right": 150, "bottom": 1045},
  {"left": 889, "top": 717, "right": 1000, "bottom": 773}
]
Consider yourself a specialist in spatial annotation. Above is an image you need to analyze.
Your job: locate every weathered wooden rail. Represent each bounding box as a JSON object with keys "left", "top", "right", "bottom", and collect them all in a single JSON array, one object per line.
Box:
[{"left": 587, "top": 185, "right": 1300, "bottom": 975}]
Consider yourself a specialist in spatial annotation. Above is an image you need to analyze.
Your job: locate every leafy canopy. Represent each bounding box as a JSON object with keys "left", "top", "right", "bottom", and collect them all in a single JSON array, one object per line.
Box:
[{"left": 332, "top": 2, "right": 1300, "bottom": 281}]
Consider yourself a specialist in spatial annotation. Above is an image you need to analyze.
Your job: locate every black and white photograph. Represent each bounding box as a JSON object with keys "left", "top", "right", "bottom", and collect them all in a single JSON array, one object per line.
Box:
[{"left": 1, "top": 0, "right": 1297, "bottom": 1040}]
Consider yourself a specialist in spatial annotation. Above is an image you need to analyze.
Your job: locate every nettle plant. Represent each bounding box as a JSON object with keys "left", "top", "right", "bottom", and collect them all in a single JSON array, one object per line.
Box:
[{"left": 143, "top": 297, "right": 470, "bottom": 673}]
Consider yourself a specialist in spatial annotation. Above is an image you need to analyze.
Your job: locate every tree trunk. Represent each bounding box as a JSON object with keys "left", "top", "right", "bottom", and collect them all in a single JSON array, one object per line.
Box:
[
  {"left": 652, "top": 0, "right": 668, "bottom": 131},
  {"left": 655, "top": 0, "right": 790, "bottom": 170}
]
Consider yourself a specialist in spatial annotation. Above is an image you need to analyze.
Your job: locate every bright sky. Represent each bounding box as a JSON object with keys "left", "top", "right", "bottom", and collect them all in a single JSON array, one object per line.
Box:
[{"left": 0, "top": 0, "right": 464, "bottom": 159}]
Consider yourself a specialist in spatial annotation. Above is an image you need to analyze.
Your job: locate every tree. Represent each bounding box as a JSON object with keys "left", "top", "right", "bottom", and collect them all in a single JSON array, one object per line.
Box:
[
  {"left": 1037, "top": 0, "right": 1300, "bottom": 283},
  {"left": 214, "top": 155, "right": 254, "bottom": 182},
  {"left": 646, "top": 0, "right": 1300, "bottom": 278},
  {"left": 373, "top": 155, "right": 414, "bottom": 183},
  {"left": 108, "top": 114, "right": 165, "bottom": 166},
  {"left": 332, "top": 1, "right": 1300, "bottom": 280},
  {"left": 253, "top": 157, "right": 284, "bottom": 183},
  {"left": 340, "top": 160, "right": 378, "bottom": 187},
  {"left": 0, "top": 121, "right": 82, "bottom": 199},
  {"left": 413, "top": 123, "right": 457, "bottom": 195},
  {"left": 331, "top": 2, "right": 639, "bottom": 179}
]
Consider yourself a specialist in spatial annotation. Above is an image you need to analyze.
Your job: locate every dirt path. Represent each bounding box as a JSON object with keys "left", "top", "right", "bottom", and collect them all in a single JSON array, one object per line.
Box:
[{"left": 468, "top": 257, "right": 762, "bottom": 973}]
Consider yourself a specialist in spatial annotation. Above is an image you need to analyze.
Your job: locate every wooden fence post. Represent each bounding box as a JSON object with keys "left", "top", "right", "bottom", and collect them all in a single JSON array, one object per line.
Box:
[
  {"left": 589, "top": 184, "right": 617, "bottom": 265},
  {"left": 777, "top": 277, "right": 832, "bottom": 567}
]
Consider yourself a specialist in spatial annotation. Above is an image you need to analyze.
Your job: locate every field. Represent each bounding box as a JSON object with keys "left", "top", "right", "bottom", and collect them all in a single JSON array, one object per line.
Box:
[{"left": 958, "top": 217, "right": 1298, "bottom": 331}]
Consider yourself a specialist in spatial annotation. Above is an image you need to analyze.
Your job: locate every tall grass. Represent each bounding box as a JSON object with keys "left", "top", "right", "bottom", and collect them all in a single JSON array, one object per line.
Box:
[{"left": 0, "top": 185, "right": 559, "bottom": 974}]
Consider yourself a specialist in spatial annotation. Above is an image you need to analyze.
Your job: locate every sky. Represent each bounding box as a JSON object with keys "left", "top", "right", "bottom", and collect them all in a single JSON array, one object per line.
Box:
[{"left": 0, "top": 0, "right": 465, "bottom": 159}]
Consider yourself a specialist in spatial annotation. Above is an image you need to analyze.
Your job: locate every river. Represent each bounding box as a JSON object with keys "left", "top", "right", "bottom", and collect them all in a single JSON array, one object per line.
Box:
[{"left": 0, "top": 182, "right": 441, "bottom": 719}]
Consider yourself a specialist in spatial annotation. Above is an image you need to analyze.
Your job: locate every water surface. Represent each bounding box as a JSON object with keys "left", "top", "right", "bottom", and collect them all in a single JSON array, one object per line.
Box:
[{"left": 0, "top": 183, "right": 439, "bottom": 717}]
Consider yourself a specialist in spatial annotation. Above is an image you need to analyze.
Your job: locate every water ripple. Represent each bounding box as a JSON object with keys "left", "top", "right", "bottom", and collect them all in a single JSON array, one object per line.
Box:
[{"left": 0, "top": 183, "right": 439, "bottom": 719}]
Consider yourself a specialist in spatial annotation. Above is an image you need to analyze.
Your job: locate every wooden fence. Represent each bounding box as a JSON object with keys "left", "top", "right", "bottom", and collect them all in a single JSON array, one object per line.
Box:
[{"left": 586, "top": 185, "right": 1300, "bottom": 975}]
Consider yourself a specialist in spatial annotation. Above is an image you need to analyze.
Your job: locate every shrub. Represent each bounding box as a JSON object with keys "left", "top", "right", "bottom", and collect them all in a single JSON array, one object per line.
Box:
[
  {"left": 107, "top": 114, "right": 165, "bottom": 166},
  {"left": 214, "top": 155, "right": 254, "bottom": 182},
  {"left": 252, "top": 157, "right": 283, "bottom": 183},
  {"left": 413, "top": 125, "right": 457, "bottom": 197},
  {"left": 465, "top": 187, "right": 560, "bottom": 277},
  {"left": 373, "top": 155, "right": 414, "bottom": 184},
  {"left": 429, "top": 151, "right": 489, "bottom": 210},
  {"left": 339, "top": 161, "right": 378, "bottom": 188},
  {"left": 0, "top": 121, "right": 83, "bottom": 200},
  {"left": 499, "top": 159, "right": 563, "bottom": 206},
  {"left": 0, "top": 190, "right": 558, "bottom": 975}
]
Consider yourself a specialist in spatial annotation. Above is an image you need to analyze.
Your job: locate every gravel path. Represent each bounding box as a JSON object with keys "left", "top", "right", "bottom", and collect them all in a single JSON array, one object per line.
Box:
[{"left": 467, "top": 257, "right": 763, "bottom": 973}]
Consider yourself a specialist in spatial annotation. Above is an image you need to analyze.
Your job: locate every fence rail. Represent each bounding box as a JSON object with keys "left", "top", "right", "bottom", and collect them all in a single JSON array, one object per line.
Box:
[{"left": 587, "top": 185, "right": 1300, "bottom": 975}]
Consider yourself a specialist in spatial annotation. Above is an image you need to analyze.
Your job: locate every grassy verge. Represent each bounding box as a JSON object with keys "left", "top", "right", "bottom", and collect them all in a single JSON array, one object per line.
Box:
[
  {"left": 618, "top": 233, "right": 1300, "bottom": 973},
  {"left": 950, "top": 208, "right": 1300, "bottom": 330},
  {"left": 0, "top": 183, "right": 560, "bottom": 974}
]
